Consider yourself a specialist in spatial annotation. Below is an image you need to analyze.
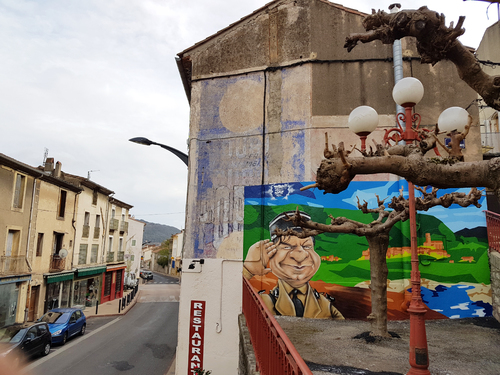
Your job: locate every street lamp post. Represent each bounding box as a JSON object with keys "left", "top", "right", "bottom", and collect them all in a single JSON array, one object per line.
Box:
[
  {"left": 129, "top": 137, "right": 189, "bottom": 166},
  {"left": 348, "top": 77, "right": 469, "bottom": 375}
]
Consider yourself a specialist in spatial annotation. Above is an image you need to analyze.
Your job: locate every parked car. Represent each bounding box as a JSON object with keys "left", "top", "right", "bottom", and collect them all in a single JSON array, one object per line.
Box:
[
  {"left": 124, "top": 271, "right": 138, "bottom": 289},
  {"left": 0, "top": 322, "right": 52, "bottom": 363},
  {"left": 140, "top": 270, "right": 153, "bottom": 280},
  {"left": 38, "top": 308, "right": 86, "bottom": 345}
]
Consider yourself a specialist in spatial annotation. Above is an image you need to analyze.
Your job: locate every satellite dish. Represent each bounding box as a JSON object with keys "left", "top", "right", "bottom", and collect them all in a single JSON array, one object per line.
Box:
[{"left": 59, "top": 249, "right": 68, "bottom": 258}]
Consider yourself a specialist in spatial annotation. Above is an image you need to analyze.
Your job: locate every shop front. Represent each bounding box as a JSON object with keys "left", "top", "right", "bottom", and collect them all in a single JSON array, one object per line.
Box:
[
  {"left": 0, "top": 274, "right": 30, "bottom": 327},
  {"left": 100, "top": 265, "right": 126, "bottom": 304},
  {"left": 44, "top": 271, "right": 74, "bottom": 312},
  {"left": 72, "top": 266, "right": 106, "bottom": 310}
]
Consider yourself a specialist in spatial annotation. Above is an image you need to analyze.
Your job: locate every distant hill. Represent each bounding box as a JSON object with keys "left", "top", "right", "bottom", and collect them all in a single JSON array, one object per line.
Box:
[
  {"left": 138, "top": 220, "right": 181, "bottom": 245},
  {"left": 454, "top": 226, "right": 488, "bottom": 240}
]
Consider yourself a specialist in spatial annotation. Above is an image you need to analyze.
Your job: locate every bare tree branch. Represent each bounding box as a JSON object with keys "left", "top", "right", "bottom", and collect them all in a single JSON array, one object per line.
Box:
[{"left": 344, "top": 6, "right": 500, "bottom": 110}]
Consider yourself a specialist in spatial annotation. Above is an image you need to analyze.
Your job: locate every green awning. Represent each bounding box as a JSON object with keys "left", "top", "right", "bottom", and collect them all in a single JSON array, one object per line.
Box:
[
  {"left": 77, "top": 266, "right": 107, "bottom": 278},
  {"left": 46, "top": 272, "right": 74, "bottom": 284}
]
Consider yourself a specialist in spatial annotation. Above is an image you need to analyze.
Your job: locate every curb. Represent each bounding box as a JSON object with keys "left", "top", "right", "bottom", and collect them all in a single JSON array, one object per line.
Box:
[{"left": 86, "top": 290, "right": 141, "bottom": 319}]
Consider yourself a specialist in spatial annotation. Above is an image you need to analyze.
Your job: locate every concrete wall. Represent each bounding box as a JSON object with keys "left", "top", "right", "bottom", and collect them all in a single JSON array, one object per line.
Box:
[
  {"left": 489, "top": 251, "right": 500, "bottom": 321},
  {"left": 175, "top": 1, "right": 483, "bottom": 373},
  {"left": 476, "top": 21, "right": 500, "bottom": 152}
]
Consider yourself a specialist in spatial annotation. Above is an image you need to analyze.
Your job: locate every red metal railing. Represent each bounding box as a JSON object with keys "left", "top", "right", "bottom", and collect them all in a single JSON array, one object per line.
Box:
[
  {"left": 242, "top": 277, "right": 312, "bottom": 375},
  {"left": 485, "top": 210, "right": 500, "bottom": 253}
]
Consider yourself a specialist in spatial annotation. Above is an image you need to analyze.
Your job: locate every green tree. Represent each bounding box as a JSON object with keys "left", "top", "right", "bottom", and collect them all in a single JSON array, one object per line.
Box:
[{"left": 156, "top": 238, "right": 173, "bottom": 268}]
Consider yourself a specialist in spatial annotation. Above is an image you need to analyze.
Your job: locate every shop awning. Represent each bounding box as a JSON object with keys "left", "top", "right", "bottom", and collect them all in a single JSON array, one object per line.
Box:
[
  {"left": 45, "top": 272, "right": 74, "bottom": 284},
  {"left": 77, "top": 266, "right": 107, "bottom": 278}
]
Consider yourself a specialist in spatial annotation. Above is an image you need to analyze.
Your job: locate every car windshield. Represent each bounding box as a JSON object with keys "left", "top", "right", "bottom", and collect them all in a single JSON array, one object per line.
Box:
[
  {"left": 40, "top": 311, "right": 71, "bottom": 324},
  {"left": 0, "top": 326, "right": 27, "bottom": 343}
]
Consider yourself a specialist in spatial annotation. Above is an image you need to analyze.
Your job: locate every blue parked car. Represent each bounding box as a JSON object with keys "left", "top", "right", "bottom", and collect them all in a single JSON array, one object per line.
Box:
[{"left": 39, "top": 308, "right": 86, "bottom": 345}]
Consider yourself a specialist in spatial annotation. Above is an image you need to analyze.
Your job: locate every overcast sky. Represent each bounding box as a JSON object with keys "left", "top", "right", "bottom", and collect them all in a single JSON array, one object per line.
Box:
[{"left": 0, "top": 0, "right": 498, "bottom": 230}]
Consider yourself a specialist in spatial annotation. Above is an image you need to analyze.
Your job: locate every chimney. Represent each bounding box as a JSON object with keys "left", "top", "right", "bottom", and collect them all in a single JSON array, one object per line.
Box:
[
  {"left": 44, "top": 157, "right": 54, "bottom": 173},
  {"left": 53, "top": 161, "right": 62, "bottom": 178}
]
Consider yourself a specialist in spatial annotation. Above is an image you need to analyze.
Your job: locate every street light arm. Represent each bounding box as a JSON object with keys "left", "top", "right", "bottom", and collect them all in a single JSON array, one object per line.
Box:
[
  {"left": 129, "top": 137, "right": 189, "bottom": 166},
  {"left": 152, "top": 142, "right": 189, "bottom": 166}
]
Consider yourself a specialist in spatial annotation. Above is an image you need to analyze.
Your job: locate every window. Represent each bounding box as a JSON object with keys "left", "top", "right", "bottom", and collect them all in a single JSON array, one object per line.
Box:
[
  {"left": 82, "top": 212, "right": 90, "bottom": 238},
  {"left": 6, "top": 230, "right": 20, "bottom": 256},
  {"left": 90, "top": 245, "right": 98, "bottom": 263},
  {"left": 119, "top": 237, "right": 123, "bottom": 252},
  {"left": 92, "top": 190, "right": 98, "bottom": 205},
  {"left": 132, "top": 240, "right": 136, "bottom": 246},
  {"left": 111, "top": 208, "right": 116, "bottom": 219},
  {"left": 12, "top": 174, "right": 26, "bottom": 209},
  {"left": 131, "top": 255, "right": 135, "bottom": 261},
  {"left": 108, "top": 236, "right": 113, "bottom": 253},
  {"left": 78, "top": 244, "right": 88, "bottom": 265},
  {"left": 53, "top": 233, "right": 64, "bottom": 254},
  {"left": 94, "top": 215, "right": 101, "bottom": 239},
  {"left": 58, "top": 190, "right": 67, "bottom": 218},
  {"left": 36, "top": 233, "right": 44, "bottom": 257}
]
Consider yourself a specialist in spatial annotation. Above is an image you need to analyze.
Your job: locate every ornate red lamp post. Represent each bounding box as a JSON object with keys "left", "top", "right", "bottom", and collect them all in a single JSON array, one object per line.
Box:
[
  {"left": 390, "top": 77, "right": 430, "bottom": 375},
  {"left": 348, "top": 77, "right": 469, "bottom": 375}
]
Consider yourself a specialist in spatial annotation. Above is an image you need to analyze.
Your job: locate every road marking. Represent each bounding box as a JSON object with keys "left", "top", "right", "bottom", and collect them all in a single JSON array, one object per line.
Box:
[{"left": 23, "top": 317, "right": 121, "bottom": 372}]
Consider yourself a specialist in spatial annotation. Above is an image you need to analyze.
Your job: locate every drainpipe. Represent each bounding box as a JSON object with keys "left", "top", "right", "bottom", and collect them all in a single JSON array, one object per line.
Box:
[
  {"left": 390, "top": 3, "right": 405, "bottom": 120},
  {"left": 71, "top": 189, "right": 82, "bottom": 270},
  {"left": 24, "top": 177, "right": 38, "bottom": 323}
]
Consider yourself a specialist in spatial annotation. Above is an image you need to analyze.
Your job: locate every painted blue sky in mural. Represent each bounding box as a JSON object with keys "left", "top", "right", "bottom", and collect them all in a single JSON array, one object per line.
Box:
[{"left": 244, "top": 181, "right": 486, "bottom": 233}]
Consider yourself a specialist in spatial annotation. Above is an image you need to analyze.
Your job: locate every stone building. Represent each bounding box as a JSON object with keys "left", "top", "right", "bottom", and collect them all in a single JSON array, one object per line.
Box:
[{"left": 175, "top": 1, "right": 481, "bottom": 373}]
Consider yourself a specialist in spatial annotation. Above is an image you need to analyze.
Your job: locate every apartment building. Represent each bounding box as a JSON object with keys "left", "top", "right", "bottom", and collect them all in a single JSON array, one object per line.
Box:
[
  {"left": 0, "top": 154, "right": 133, "bottom": 326},
  {"left": 0, "top": 154, "right": 43, "bottom": 326}
]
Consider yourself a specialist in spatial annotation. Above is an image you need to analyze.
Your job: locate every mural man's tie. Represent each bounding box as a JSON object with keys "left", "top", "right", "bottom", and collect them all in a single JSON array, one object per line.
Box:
[{"left": 291, "top": 289, "right": 304, "bottom": 317}]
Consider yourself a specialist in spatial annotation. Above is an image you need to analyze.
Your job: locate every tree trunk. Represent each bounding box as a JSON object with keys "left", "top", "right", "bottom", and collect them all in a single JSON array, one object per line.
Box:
[{"left": 366, "top": 233, "right": 391, "bottom": 337}]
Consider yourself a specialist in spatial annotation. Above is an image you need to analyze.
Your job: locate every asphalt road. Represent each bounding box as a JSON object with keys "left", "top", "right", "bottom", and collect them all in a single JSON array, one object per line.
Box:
[{"left": 23, "top": 275, "right": 180, "bottom": 375}]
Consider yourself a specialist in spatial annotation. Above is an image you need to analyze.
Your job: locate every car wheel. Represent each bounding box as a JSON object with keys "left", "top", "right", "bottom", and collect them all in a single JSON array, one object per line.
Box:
[
  {"left": 62, "top": 332, "right": 68, "bottom": 345},
  {"left": 41, "top": 342, "right": 51, "bottom": 356},
  {"left": 80, "top": 324, "right": 86, "bottom": 336}
]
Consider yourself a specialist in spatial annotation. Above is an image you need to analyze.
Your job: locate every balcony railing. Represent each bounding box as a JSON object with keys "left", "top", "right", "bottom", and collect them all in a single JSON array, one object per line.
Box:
[
  {"left": 485, "top": 210, "right": 500, "bottom": 253},
  {"left": 242, "top": 277, "right": 312, "bottom": 375},
  {"left": 109, "top": 218, "right": 119, "bottom": 231},
  {"left": 120, "top": 221, "right": 128, "bottom": 233},
  {"left": 50, "top": 254, "right": 66, "bottom": 272},
  {"left": 0, "top": 256, "right": 28, "bottom": 275},
  {"left": 93, "top": 227, "right": 100, "bottom": 239},
  {"left": 117, "top": 252, "right": 124, "bottom": 261},
  {"left": 82, "top": 225, "right": 90, "bottom": 238},
  {"left": 106, "top": 252, "right": 115, "bottom": 262}
]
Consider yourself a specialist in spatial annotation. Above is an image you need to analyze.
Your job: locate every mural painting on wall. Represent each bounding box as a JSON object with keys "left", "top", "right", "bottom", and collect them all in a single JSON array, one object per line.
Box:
[{"left": 242, "top": 181, "right": 492, "bottom": 320}]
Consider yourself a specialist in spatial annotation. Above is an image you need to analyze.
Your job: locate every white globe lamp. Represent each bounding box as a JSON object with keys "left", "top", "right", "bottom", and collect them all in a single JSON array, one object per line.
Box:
[
  {"left": 392, "top": 77, "right": 424, "bottom": 107},
  {"left": 348, "top": 106, "right": 379, "bottom": 151},
  {"left": 438, "top": 107, "right": 469, "bottom": 133}
]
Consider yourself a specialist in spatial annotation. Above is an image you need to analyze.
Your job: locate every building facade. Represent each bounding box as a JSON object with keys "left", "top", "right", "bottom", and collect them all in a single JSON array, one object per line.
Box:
[
  {"left": 175, "top": 1, "right": 483, "bottom": 373},
  {"left": 126, "top": 217, "right": 146, "bottom": 279},
  {"left": 0, "top": 154, "right": 133, "bottom": 326}
]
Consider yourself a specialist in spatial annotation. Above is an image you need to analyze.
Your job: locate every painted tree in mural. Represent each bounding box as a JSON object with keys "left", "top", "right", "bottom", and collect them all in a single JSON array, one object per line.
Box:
[
  {"left": 285, "top": 160, "right": 482, "bottom": 336},
  {"left": 289, "top": 7, "right": 497, "bottom": 337}
]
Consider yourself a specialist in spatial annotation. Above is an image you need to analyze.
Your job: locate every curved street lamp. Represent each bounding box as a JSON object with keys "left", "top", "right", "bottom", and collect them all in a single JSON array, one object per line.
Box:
[{"left": 129, "top": 137, "right": 188, "bottom": 166}]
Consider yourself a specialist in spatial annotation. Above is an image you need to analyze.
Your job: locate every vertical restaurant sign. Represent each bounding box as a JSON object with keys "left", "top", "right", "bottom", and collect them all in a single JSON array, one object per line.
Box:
[{"left": 188, "top": 300, "right": 206, "bottom": 374}]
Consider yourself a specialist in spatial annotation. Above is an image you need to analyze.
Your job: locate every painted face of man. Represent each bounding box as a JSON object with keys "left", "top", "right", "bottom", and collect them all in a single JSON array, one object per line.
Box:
[{"left": 269, "top": 236, "right": 320, "bottom": 288}]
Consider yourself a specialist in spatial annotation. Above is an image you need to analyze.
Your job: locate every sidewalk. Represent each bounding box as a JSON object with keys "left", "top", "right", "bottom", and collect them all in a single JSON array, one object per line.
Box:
[{"left": 84, "top": 288, "right": 140, "bottom": 318}]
